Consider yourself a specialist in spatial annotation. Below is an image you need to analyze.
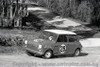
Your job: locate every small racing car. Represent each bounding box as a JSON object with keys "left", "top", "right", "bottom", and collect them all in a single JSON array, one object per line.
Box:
[{"left": 25, "top": 29, "right": 82, "bottom": 59}]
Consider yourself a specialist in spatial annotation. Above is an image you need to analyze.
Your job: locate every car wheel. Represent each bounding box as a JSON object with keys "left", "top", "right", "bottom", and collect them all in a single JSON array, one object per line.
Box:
[
  {"left": 43, "top": 50, "right": 53, "bottom": 59},
  {"left": 73, "top": 49, "right": 80, "bottom": 56}
]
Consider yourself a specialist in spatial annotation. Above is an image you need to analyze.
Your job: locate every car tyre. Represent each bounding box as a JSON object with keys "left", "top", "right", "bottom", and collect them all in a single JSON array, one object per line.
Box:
[
  {"left": 73, "top": 49, "right": 80, "bottom": 56},
  {"left": 43, "top": 50, "right": 53, "bottom": 59}
]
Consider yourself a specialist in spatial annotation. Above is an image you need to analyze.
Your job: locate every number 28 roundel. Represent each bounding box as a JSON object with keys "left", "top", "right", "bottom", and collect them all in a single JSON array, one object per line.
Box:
[{"left": 59, "top": 44, "right": 66, "bottom": 54}]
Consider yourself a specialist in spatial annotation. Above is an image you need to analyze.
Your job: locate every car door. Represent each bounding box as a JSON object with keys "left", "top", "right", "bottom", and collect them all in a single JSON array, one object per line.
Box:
[
  {"left": 53, "top": 35, "right": 69, "bottom": 55},
  {"left": 67, "top": 35, "right": 79, "bottom": 54}
]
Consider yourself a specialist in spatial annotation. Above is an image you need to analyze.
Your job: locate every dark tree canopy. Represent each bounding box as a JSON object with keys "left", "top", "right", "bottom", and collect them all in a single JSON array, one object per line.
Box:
[
  {"left": 0, "top": 0, "right": 100, "bottom": 27},
  {"left": 31, "top": 0, "right": 100, "bottom": 26}
]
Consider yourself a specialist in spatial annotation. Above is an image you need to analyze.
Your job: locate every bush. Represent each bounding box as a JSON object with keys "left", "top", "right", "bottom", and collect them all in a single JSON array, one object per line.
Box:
[
  {"left": 0, "top": 35, "right": 24, "bottom": 47},
  {"left": 0, "top": 35, "right": 25, "bottom": 54}
]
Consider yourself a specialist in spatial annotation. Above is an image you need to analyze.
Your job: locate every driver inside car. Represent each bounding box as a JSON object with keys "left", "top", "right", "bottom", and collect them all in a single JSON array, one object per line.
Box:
[{"left": 49, "top": 36, "right": 53, "bottom": 41}]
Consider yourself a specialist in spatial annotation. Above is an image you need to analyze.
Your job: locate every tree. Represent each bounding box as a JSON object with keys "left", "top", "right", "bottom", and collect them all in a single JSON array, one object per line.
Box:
[
  {"left": 0, "top": 0, "right": 27, "bottom": 27},
  {"left": 77, "top": 1, "right": 93, "bottom": 22}
]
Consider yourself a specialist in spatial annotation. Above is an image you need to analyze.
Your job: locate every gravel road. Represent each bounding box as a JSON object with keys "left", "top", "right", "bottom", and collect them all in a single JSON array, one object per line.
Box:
[{"left": 0, "top": 47, "right": 99, "bottom": 67}]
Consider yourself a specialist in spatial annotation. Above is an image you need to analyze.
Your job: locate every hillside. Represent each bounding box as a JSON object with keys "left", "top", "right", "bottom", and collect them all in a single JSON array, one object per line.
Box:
[
  {"left": 30, "top": 0, "right": 100, "bottom": 27},
  {"left": 26, "top": 5, "right": 82, "bottom": 29}
]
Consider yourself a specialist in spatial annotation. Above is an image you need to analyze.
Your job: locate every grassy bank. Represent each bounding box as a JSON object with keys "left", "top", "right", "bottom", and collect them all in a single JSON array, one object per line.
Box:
[{"left": 0, "top": 29, "right": 40, "bottom": 54}]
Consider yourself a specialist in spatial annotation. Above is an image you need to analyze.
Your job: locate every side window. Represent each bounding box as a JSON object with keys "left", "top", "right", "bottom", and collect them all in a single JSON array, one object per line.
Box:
[
  {"left": 57, "top": 35, "right": 68, "bottom": 42},
  {"left": 64, "top": 35, "right": 67, "bottom": 42},
  {"left": 69, "top": 36, "right": 77, "bottom": 42},
  {"left": 57, "top": 35, "right": 63, "bottom": 42}
]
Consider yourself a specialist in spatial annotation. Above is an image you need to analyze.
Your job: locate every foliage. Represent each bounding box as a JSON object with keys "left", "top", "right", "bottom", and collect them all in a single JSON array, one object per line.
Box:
[
  {"left": 0, "top": 0, "right": 100, "bottom": 27},
  {"left": 0, "top": 0, "right": 26, "bottom": 27},
  {"left": 77, "top": 1, "right": 93, "bottom": 22},
  {"left": 0, "top": 35, "right": 24, "bottom": 47},
  {"left": 31, "top": 0, "right": 100, "bottom": 26}
]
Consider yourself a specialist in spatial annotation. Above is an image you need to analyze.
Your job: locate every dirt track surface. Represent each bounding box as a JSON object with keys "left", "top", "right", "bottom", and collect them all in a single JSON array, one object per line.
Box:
[{"left": 0, "top": 47, "right": 99, "bottom": 67}]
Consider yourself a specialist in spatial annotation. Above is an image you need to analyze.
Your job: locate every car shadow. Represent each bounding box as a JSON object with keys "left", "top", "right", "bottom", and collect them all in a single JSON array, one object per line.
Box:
[
  {"left": 26, "top": 51, "right": 88, "bottom": 59},
  {"left": 79, "top": 52, "right": 88, "bottom": 56},
  {"left": 52, "top": 52, "right": 88, "bottom": 59},
  {"left": 26, "top": 51, "right": 43, "bottom": 58}
]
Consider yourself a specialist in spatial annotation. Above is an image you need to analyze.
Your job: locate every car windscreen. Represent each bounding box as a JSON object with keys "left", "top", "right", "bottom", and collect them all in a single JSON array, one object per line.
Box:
[{"left": 39, "top": 31, "right": 57, "bottom": 41}]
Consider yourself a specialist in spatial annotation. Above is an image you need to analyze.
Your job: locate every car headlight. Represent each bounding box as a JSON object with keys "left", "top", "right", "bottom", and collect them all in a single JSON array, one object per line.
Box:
[
  {"left": 38, "top": 45, "right": 42, "bottom": 49},
  {"left": 24, "top": 40, "right": 28, "bottom": 44}
]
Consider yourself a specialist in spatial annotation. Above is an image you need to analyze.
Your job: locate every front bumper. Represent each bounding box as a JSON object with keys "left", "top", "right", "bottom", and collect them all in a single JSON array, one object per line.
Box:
[{"left": 26, "top": 48, "right": 44, "bottom": 56}]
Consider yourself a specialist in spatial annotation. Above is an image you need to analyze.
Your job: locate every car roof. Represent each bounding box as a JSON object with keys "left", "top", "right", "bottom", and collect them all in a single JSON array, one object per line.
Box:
[{"left": 44, "top": 29, "right": 76, "bottom": 35}]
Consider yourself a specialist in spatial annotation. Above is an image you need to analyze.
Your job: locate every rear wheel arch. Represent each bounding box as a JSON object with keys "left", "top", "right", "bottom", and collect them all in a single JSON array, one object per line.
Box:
[
  {"left": 74, "top": 48, "right": 81, "bottom": 53},
  {"left": 73, "top": 48, "right": 81, "bottom": 56},
  {"left": 76, "top": 48, "right": 81, "bottom": 51}
]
